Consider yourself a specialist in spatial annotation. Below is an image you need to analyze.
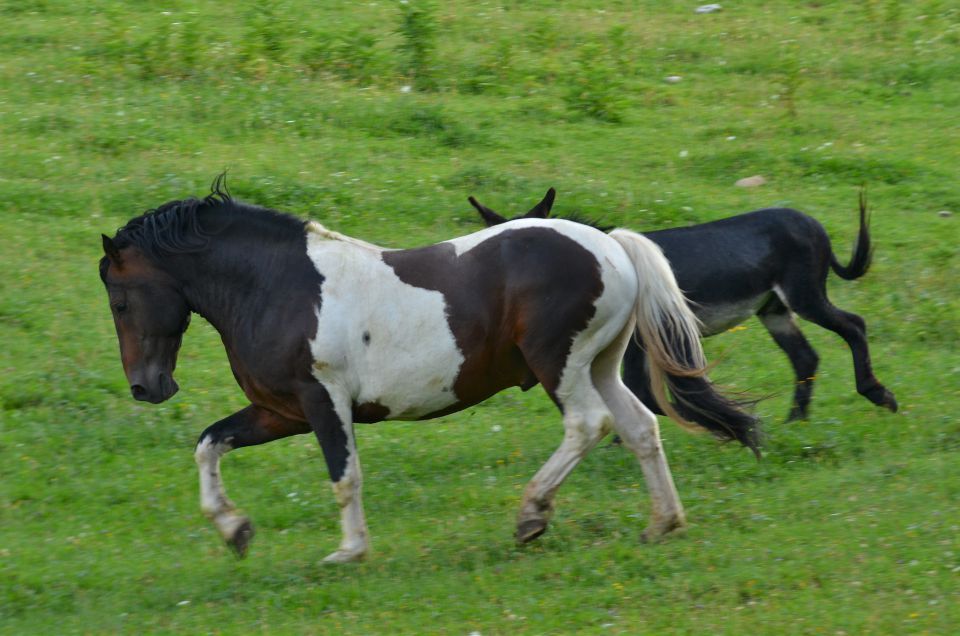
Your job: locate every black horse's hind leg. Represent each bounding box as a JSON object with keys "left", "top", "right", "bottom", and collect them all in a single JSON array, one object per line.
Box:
[
  {"left": 757, "top": 297, "right": 820, "bottom": 421},
  {"left": 621, "top": 342, "right": 665, "bottom": 416},
  {"left": 779, "top": 284, "right": 897, "bottom": 413},
  {"left": 195, "top": 405, "right": 310, "bottom": 557}
]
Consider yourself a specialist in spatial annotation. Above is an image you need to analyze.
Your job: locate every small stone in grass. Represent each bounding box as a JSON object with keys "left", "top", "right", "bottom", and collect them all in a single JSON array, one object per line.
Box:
[{"left": 735, "top": 175, "right": 767, "bottom": 188}]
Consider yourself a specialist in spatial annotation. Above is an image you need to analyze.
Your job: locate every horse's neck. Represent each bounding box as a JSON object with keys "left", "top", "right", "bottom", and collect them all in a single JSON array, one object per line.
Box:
[
  {"left": 180, "top": 224, "right": 384, "bottom": 341},
  {"left": 176, "top": 248, "right": 289, "bottom": 337}
]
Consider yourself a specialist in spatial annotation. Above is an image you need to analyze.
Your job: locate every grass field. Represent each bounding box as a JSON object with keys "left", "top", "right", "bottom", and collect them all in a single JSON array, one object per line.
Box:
[{"left": 1, "top": 1, "right": 959, "bottom": 634}]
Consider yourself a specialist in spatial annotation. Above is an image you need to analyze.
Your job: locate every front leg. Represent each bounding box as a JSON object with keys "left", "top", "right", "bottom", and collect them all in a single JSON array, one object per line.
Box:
[
  {"left": 195, "top": 405, "right": 309, "bottom": 557},
  {"left": 302, "top": 383, "right": 369, "bottom": 564}
]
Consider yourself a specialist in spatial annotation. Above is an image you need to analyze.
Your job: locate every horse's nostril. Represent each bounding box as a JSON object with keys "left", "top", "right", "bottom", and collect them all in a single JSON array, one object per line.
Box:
[{"left": 131, "top": 384, "right": 147, "bottom": 400}]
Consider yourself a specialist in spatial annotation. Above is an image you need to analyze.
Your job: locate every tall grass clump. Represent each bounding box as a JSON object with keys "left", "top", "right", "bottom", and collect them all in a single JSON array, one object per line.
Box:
[
  {"left": 302, "top": 29, "right": 386, "bottom": 85},
  {"left": 397, "top": 0, "right": 438, "bottom": 91},
  {"left": 563, "top": 40, "right": 627, "bottom": 123},
  {"left": 239, "top": 1, "right": 293, "bottom": 76}
]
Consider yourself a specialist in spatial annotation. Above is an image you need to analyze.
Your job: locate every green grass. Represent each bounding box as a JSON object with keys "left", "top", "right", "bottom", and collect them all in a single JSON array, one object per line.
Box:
[{"left": 1, "top": 1, "right": 959, "bottom": 634}]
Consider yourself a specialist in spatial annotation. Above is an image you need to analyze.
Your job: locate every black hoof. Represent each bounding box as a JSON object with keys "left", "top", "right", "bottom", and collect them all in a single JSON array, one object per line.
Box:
[
  {"left": 864, "top": 384, "right": 897, "bottom": 413},
  {"left": 227, "top": 520, "right": 255, "bottom": 559},
  {"left": 883, "top": 391, "right": 898, "bottom": 413},
  {"left": 516, "top": 518, "right": 548, "bottom": 544},
  {"left": 785, "top": 406, "right": 809, "bottom": 423}
]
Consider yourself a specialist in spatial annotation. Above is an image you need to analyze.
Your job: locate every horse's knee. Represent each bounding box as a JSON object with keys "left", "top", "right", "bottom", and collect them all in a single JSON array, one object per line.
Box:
[
  {"left": 564, "top": 409, "right": 611, "bottom": 446},
  {"left": 331, "top": 469, "right": 362, "bottom": 508},
  {"left": 632, "top": 430, "right": 665, "bottom": 460},
  {"left": 612, "top": 408, "right": 660, "bottom": 457},
  {"left": 847, "top": 311, "right": 866, "bottom": 333},
  {"left": 194, "top": 434, "right": 227, "bottom": 464}
]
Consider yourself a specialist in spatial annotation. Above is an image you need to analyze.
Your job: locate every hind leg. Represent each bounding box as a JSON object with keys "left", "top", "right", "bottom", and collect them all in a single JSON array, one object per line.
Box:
[
  {"left": 779, "top": 284, "right": 897, "bottom": 412},
  {"left": 516, "top": 372, "right": 612, "bottom": 543},
  {"left": 592, "top": 330, "right": 686, "bottom": 541},
  {"left": 622, "top": 341, "right": 664, "bottom": 416},
  {"left": 757, "top": 298, "right": 820, "bottom": 421}
]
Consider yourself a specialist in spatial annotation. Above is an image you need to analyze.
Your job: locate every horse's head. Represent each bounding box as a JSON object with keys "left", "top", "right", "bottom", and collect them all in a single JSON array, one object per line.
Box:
[
  {"left": 469, "top": 188, "right": 614, "bottom": 233},
  {"left": 469, "top": 188, "right": 556, "bottom": 227},
  {"left": 99, "top": 235, "right": 190, "bottom": 403}
]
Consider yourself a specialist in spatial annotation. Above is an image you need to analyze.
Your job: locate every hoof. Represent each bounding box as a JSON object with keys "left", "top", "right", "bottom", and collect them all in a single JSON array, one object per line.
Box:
[
  {"left": 883, "top": 391, "right": 898, "bottom": 413},
  {"left": 784, "top": 406, "right": 808, "bottom": 423},
  {"left": 640, "top": 517, "right": 685, "bottom": 543},
  {"left": 226, "top": 519, "right": 255, "bottom": 559},
  {"left": 865, "top": 385, "right": 897, "bottom": 412},
  {"left": 322, "top": 548, "right": 367, "bottom": 564},
  {"left": 516, "top": 518, "right": 548, "bottom": 544}
]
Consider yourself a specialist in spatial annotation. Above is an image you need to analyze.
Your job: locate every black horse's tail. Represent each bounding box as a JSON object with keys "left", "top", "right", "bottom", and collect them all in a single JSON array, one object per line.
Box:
[
  {"left": 830, "top": 189, "right": 873, "bottom": 280},
  {"left": 667, "top": 373, "right": 762, "bottom": 458},
  {"left": 609, "top": 229, "right": 762, "bottom": 457}
]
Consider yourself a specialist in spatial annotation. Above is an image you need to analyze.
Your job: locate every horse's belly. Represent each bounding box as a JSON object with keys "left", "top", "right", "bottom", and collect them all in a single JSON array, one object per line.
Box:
[
  {"left": 696, "top": 293, "right": 771, "bottom": 336},
  {"left": 356, "top": 347, "right": 464, "bottom": 420}
]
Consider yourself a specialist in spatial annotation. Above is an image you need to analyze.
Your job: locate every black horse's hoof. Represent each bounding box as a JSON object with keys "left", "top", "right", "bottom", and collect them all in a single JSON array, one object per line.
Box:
[
  {"left": 785, "top": 406, "right": 809, "bottom": 423},
  {"left": 864, "top": 384, "right": 897, "bottom": 413},
  {"left": 516, "top": 518, "right": 548, "bottom": 544},
  {"left": 883, "top": 391, "right": 898, "bottom": 413},
  {"left": 227, "top": 519, "right": 255, "bottom": 559}
]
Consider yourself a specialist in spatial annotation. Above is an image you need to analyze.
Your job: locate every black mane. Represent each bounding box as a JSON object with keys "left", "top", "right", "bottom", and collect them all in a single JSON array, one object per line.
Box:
[{"left": 110, "top": 175, "right": 307, "bottom": 261}]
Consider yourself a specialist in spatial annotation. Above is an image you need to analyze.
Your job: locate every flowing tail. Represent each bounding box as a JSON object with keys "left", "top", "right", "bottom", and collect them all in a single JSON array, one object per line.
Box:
[
  {"left": 830, "top": 188, "right": 873, "bottom": 280},
  {"left": 609, "top": 229, "right": 761, "bottom": 456}
]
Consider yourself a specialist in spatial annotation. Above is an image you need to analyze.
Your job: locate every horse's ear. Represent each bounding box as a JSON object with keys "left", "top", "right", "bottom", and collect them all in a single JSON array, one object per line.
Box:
[
  {"left": 523, "top": 187, "right": 556, "bottom": 219},
  {"left": 102, "top": 234, "right": 123, "bottom": 266},
  {"left": 468, "top": 196, "right": 508, "bottom": 227}
]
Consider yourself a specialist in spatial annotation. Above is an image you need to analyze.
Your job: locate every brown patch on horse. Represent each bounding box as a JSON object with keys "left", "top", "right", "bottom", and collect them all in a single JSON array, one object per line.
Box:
[
  {"left": 382, "top": 226, "right": 603, "bottom": 407},
  {"left": 353, "top": 401, "right": 391, "bottom": 423}
]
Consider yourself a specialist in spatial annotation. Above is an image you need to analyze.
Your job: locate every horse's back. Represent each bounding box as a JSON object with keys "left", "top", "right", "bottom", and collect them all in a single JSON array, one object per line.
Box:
[
  {"left": 311, "top": 220, "right": 637, "bottom": 418},
  {"left": 644, "top": 208, "right": 827, "bottom": 305}
]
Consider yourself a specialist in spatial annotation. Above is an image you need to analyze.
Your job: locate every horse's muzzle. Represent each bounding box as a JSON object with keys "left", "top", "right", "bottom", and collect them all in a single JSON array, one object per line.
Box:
[{"left": 130, "top": 374, "right": 179, "bottom": 403}]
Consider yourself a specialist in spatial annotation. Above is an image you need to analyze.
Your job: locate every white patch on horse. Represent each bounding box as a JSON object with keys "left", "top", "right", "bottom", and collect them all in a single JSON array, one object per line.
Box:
[
  {"left": 305, "top": 227, "right": 464, "bottom": 419},
  {"left": 446, "top": 217, "right": 618, "bottom": 259}
]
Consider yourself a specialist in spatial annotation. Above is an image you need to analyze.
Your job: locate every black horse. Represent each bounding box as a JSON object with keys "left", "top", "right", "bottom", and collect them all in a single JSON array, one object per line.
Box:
[{"left": 470, "top": 189, "right": 897, "bottom": 423}]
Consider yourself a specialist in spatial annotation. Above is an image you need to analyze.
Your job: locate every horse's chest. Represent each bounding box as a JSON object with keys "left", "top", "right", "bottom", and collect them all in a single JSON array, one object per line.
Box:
[{"left": 306, "top": 246, "right": 465, "bottom": 420}]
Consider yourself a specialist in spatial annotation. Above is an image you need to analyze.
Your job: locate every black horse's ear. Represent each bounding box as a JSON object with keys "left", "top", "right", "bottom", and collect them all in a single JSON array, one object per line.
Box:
[
  {"left": 102, "top": 234, "right": 123, "bottom": 266},
  {"left": 468, "top": 196, "right": 508, "bottom": 227},
  {"left": 524, "top": 187, "right": 556, "bottom": 219}
]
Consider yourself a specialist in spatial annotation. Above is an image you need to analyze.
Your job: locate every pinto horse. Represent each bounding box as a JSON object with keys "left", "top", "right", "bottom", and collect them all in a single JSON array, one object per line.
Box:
[
  {"left": 99, "top": 181, "right": 758, "bottom": 562},
  {"left": 470, "top": 189, "right": 898, "bottom": 423}
]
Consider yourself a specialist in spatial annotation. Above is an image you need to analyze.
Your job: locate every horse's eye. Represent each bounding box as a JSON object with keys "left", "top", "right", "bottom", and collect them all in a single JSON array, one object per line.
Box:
[{"left": 114, "top": 302, "right": 128, "bottom": 314}]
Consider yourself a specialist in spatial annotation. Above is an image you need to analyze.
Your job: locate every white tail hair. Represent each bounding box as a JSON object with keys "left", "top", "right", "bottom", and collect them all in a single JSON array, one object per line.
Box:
[{"left": 609, "top": 229, "right": 707, "bottom": 431}]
